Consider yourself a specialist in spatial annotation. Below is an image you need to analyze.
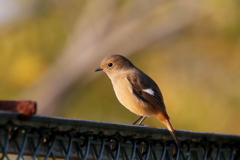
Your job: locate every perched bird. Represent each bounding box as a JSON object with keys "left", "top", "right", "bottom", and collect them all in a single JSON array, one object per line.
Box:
[{"left": 95, "top": 54, "right": 180, "bottom": 147}]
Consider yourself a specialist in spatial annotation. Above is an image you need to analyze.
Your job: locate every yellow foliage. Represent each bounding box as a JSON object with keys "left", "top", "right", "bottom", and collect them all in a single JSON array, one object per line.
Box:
[{"left": 7, "top": 54, "right": 44, "bottom": 88}]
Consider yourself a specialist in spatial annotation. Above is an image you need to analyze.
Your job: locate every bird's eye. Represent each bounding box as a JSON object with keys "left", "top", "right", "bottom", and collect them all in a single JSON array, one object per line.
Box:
[{"left": 108, "top": 63, "right": 113, "bottom": 67}]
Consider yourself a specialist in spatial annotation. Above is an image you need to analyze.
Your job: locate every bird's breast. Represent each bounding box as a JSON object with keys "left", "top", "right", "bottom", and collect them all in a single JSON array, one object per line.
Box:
[{"left": 111, "top": 76, "right": 153, "bottom": 116}]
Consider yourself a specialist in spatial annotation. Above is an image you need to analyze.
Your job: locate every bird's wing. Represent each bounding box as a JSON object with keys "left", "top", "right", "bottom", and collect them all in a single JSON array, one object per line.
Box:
[{"left": 126, "top": 73, "right": 169, "bottom": 119}]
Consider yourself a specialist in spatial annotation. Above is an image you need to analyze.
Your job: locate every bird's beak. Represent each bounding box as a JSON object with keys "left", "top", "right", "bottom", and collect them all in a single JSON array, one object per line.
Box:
[{"left": 95, "top": 67, "right": 103, "bottom": 72}]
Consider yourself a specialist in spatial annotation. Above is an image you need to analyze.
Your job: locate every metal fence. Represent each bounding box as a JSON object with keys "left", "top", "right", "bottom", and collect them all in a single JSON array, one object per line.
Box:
[{"left": 0, "top": 111, "right": 239, "bottom": 160}]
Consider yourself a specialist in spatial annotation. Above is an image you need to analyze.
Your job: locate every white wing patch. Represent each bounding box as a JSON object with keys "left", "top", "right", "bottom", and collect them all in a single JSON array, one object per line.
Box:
[{"left": 142, "top": 88, "right": 155, "bottom": 95}]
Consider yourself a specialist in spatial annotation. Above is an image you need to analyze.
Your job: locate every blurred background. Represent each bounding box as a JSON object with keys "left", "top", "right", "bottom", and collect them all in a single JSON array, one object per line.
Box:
[{"left": 0, "top": 0, "right": 239, "bottom": 134}]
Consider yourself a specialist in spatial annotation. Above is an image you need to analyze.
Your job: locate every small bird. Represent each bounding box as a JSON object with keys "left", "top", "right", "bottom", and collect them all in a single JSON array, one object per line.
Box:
[{"left": 95, "top": 54, "right": 180, "bottom": 147}]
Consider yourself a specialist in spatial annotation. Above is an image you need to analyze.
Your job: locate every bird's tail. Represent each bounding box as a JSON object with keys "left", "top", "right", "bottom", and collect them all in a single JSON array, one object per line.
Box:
[{"left": 155, "top": 113, "right": 180, "bottom": 148}]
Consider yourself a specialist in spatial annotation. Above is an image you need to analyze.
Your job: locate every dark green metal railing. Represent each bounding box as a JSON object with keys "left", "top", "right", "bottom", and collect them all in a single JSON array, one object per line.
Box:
[{"left": 0, "top": 111, "right": 239, "bottom": 160}]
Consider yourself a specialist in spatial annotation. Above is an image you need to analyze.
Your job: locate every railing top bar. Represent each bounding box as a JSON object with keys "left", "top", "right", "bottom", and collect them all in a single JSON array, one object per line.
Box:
[{"left": 0, "top": 111, "right": 239, "bottom": 143}]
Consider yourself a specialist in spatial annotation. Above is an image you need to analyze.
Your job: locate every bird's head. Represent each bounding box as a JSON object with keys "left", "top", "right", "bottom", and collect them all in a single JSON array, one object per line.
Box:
[{"left": 95, "top": 54, "right": 133, "bottom": 78}]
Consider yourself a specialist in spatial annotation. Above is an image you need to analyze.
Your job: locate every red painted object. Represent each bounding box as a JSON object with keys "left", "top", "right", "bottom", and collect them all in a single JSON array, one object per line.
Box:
[{"left": 0, "top": 100, "right": 37, "bottom": 120}]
